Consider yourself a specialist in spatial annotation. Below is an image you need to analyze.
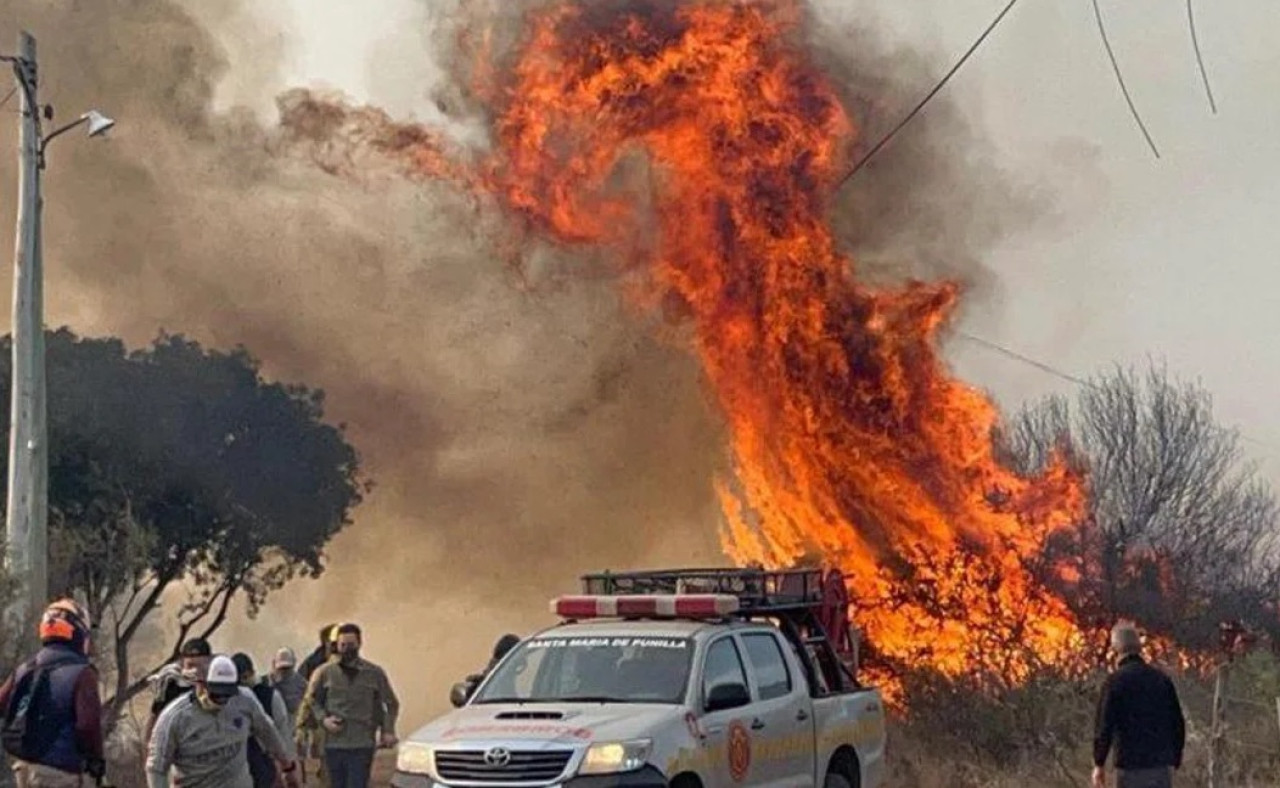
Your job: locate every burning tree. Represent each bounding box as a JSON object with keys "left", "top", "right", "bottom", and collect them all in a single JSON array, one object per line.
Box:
[
  {"left": 1001, "top": 361, "right": 1280, "bottom": 651},
  {"left": 0, "top": 329, "right": 367, "bottom": 724}
]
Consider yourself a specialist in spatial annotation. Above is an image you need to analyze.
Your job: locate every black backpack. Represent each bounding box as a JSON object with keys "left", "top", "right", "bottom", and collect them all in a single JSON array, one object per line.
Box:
[{"left": 2, "top": 656, "right": 80, "bottom": 762}]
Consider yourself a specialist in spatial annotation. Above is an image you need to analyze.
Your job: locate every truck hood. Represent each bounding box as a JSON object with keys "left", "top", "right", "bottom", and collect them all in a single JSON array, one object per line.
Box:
[{"left": 408, "top": 703, "right": 687, "bottom": 745}]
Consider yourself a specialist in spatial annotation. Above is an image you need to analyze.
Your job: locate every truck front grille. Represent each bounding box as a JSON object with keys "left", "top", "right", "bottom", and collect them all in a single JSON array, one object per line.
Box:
[{"left": 435, "top": 749, "right": 574, "bottom": 784}]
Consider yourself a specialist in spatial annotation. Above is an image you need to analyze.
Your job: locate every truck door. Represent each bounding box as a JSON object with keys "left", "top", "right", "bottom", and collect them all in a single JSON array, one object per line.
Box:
[
  {"left": 740, "top": 632, "right": 816, "bottom": 788},
  {"left": 698, "top": 635, "right": 759, "bottom": 788}
]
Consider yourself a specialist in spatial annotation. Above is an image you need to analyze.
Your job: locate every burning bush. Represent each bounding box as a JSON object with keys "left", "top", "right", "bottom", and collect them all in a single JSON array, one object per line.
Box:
[{"left": 1001, "top": 362, "right": 1280, "bottom": 653}]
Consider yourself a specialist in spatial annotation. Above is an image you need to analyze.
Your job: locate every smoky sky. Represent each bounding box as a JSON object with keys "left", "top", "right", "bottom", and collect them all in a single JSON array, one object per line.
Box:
[{"left": 0, "top": 0, "right": 1057, "bottom": 723}]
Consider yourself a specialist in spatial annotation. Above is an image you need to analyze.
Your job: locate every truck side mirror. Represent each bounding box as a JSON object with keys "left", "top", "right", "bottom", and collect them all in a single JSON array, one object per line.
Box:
[
  {"left": 705, "top": 682, "right": 751, "bottom": 713},
  {"left": 449, "top": 682, "right": 471, "bottom": 708}
]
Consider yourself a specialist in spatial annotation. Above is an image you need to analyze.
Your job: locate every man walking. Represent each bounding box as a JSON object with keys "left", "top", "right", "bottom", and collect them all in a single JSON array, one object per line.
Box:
[
  {"left": 0, "top": 599, "right": 105, "bottom": 788},
  {"left": 144, "top": 638, "right": 213, "bottom": 745},
  {"left": 147, "top": 655, "right": 300, "bottom": 788},
  {"left": 269, "top": 649, "right": 307, "bottom": 718},
  {"left": 232, "top": 653, "right": 296, "bottom": 788},
  {"left": 1093, "top": 621, "right": 1186, "bottom": 788},
  {"left": 302, "top": 623, "right": 400, "bottom": 788},
  {"left": 300, "top": 625, "right": 338, "bottom": 682},
  {"left": 296, "top": 626, "right": 340, "bottom": 788}
]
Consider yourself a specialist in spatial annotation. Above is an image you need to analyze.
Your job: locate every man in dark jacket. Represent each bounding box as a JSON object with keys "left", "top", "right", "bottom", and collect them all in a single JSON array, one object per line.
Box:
[
  {"left": 300, "top": 625, "right": 337, "bottom": 682},
  {"left": 232, "top": 654, "right": 295, "bottom": 788},
  {"left": 0, "top": 599, "right": 105, "bottom": 787},
  {"left": 1093, "top": 621, "right": 1186, "bottom": 788},
  {"left": 458, "top": 634, "right": 521, "bottom": 701}
]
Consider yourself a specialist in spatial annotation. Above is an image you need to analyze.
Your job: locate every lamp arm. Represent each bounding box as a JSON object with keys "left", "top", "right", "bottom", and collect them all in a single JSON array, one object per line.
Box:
[{"left": 39, "top": 115, "right": 89, "bottom": 153}]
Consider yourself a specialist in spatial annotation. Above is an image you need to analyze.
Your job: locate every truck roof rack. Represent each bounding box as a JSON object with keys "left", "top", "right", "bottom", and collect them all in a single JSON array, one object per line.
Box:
[
  {"left": 581, "top": 567, "right": 826, "bottom": 613},
  {"left": 571, "top": 567, "right": 862, "bottom": 694}
]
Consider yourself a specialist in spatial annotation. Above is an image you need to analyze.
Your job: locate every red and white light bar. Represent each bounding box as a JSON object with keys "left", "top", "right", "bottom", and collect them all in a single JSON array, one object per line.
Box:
[{"left": 551, "top": 594, "right": 741, "bottom": 619}]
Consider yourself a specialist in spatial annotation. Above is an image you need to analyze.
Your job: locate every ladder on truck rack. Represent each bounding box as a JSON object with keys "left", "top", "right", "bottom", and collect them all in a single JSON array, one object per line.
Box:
[{"left": 579, "top": 567, "right": 862, "bottom": 694}]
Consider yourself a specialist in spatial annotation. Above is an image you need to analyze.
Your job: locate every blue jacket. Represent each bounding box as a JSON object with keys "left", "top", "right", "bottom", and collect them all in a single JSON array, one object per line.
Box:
[{"left": 13, "top": 644, "right": 93, "bottom": 773}]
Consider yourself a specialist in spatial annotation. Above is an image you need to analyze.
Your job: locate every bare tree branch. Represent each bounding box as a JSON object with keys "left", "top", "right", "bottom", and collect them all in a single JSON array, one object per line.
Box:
[{"left": 1000, "top": 360, "right": 1280, "bottom": 648}]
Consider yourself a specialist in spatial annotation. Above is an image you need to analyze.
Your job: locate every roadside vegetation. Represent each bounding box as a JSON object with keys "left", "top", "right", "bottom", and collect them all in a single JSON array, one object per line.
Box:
[
  {"left": 884, "top": 360, "right": 1280, "bottom": 786},
  {"left": 0, "top": 328, "right": 367, "bottom": 786}
]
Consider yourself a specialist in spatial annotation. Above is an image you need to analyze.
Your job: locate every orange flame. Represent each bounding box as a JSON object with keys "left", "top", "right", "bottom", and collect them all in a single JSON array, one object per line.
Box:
[{"left": 285, "top": 0, "right": 1100, "bottom": 690}]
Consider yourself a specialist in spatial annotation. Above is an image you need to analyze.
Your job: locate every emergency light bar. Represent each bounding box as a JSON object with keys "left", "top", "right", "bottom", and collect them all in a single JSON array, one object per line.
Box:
[{"left": 551, "top": 594, "right": 741, "bottom": 619}]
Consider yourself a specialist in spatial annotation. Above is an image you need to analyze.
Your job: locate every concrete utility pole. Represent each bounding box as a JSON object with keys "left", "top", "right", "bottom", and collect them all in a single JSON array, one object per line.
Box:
[
  {"left": 2, "top": 31, "right": 114, "bottom": 644},
  {"left": 5, "top": 30, "right": 44, "bottom": 644}
]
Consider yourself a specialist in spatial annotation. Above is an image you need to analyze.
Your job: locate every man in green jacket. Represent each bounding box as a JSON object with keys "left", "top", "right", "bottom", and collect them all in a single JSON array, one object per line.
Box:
[{"left": 302, "top": 623, "right": 399, "bottom": 788}]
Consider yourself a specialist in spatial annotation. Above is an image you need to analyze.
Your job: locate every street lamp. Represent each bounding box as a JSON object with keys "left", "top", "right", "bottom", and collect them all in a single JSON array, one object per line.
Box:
[
  {"left": 1, "top": 31, "right": 116, "bottom": 645},
  {"left": 41, "top": 110, "right": 116, "bottom": 158}
]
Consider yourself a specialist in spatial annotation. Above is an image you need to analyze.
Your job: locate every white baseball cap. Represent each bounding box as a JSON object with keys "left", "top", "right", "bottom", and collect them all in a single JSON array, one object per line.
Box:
[
  {"left": 206, "top": 655, "right": 239, "bottom": 692},
  {"left": 273, "top": 647, "right": 297, "bottom": 669}
]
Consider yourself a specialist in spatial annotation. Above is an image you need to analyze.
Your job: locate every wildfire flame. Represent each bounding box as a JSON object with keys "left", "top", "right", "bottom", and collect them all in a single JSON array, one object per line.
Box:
[{"left": 281, "top": 0, "right": 1101, "bottom": 693}]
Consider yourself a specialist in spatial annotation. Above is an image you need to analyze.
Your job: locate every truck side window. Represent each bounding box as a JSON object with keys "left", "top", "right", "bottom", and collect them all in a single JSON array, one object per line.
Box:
[
  {"left": 702, "top": 637, "right": 749, "bottom": 703},
  {"left": 742, "top": 633, "right": 792, "bottom": 701}
]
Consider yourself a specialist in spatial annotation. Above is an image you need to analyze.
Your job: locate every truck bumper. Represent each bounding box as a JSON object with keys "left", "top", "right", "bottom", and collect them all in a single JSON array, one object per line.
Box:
[{"left": 392, "top": 766, "right": 669, "bottom": 788}]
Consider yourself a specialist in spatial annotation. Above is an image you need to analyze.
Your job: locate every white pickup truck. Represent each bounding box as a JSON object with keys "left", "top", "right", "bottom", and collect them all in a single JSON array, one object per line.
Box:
[{"left": 393, "top": 568, "right": 886, "bottom": 788}]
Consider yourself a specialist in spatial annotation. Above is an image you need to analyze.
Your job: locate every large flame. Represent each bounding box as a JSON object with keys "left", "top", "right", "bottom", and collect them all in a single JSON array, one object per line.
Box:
[{"left": 282, "top": 0, "right": 1096, "bottom": 691}]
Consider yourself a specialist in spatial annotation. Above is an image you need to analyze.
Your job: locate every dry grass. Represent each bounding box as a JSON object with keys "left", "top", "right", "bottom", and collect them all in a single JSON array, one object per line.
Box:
[{"left": 883, "top": 653, "right": 1280, "bottom": 788}]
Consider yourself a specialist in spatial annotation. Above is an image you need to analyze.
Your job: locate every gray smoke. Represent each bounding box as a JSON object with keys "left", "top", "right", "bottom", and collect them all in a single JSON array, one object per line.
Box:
[
  {"left": 0, "top": 0, "right": 724, "bottom": 726},
  {"left": 0, "top": 0, "right": 1059, "bottom": 726}
]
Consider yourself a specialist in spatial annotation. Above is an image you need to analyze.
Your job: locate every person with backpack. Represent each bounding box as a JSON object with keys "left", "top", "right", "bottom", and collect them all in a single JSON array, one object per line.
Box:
[
  {"left": 231, "top": 653, "right": 295, "bottom": 788},
  {"left": 147, "top": 655, "right": 300, "bottom": 788},
  {"left": 0, "top": 599, "right": 106, "bottom": 788}
]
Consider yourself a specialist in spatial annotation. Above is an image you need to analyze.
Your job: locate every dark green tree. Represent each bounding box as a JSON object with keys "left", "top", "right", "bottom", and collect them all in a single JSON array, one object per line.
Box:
[{"left": 0, "top": 329, "right": 368, "bottom": 721}]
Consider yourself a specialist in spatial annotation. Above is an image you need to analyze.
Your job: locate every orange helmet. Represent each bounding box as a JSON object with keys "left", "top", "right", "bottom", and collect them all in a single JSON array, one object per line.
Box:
[{"left": 39, "top": 598, "right": 91, "bottom": 654}]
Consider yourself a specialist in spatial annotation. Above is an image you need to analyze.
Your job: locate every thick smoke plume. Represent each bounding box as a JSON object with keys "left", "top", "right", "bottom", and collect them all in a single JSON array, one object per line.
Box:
[{"left": 0, "top": 0, "right": 1054, "bottom": 724}]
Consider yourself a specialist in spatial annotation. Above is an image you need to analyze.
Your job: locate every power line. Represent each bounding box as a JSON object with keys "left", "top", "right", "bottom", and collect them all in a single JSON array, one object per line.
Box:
[
  {"left": 834, "top": 0, "right": 1025, "bottom": 189},
  {"left": 954, "top": 331, "right": 1279, "bottom": 454},
  {"left": 955, "top": 331, "right": 1092, "bottom": 388},
  {"left": 1090, "top": 0, "right": 1160, "bottom": 158},
  {"left": 1186, "top": 0, "right": 1218, "bottom": 114}
]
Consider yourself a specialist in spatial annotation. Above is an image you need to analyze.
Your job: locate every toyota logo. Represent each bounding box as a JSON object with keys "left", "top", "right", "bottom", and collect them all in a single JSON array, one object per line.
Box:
[{"left": 483, "top": 747, "right": 512, "bottom": 768}]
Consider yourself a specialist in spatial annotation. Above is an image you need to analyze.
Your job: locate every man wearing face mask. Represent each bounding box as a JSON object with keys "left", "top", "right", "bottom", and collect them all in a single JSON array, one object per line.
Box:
[
  {"left": 146, "top": 655, "right": 301, "bottom": 788},
  {"left": 302, "top": 623, "right": 400, "bottom": 788},
  {"left": 144, "top": 638, "right": 213, "bottom": 746},
  {"left": 269, "top": 649, "right": 307, "bottom": 718}
]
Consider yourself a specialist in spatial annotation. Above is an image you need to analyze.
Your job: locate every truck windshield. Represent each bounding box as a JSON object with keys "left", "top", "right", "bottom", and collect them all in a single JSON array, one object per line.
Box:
[{"left": 472, "top": 635, "right": 694, "bottom": 704}]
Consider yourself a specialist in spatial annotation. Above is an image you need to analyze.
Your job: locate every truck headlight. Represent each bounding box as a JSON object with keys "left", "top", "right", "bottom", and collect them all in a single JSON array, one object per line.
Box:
[
  {"left": 396, "top": 742, "right": 435, "bottom": 776},
  {"left": 579, "top": 740, "right": 653, "bottom": 775}
]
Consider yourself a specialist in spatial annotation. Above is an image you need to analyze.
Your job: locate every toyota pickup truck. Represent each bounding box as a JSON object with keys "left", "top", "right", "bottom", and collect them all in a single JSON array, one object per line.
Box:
[{"left": 393, "top": 568, "right": 886, "bottom": 788}]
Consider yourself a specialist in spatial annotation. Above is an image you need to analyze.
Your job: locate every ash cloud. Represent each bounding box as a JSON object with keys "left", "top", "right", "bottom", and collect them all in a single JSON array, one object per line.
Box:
[
  {"left": 0, "top": 0, "right": 1062, "bottom": 727},
  {"left": 0, "top": 0, "right": 722, "bottom": 726}
]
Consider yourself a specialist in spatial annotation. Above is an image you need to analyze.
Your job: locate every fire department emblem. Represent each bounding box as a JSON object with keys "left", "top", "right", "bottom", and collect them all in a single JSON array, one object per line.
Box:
[{"left": 726, "top": 720, "right": 751, "bottom": 782}]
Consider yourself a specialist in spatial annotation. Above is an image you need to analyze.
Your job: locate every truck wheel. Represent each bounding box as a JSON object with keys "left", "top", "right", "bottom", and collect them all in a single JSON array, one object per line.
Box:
[{"left": 824, "top": 771, "right": 853, "bottom": 788}]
